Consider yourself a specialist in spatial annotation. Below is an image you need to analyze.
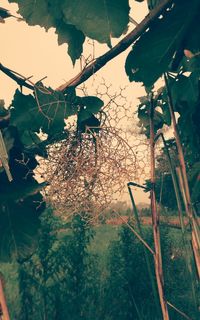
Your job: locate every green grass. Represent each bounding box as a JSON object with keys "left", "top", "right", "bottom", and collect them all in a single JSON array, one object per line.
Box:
[
  {"left": 89, "top": 224, "right": 120, "bottom": 275},
  {"left": 0, "top": 222, "right": 195, "bottom": 319},
  {"left": 90, "top": 224, "right": 119, "bottom": 255}
]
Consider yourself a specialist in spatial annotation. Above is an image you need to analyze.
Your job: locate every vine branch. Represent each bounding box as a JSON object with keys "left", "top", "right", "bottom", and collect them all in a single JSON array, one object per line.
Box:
[
  {"left": 57, "top": 0, "right": 173, "bottom": 92},
  {"left": 0, "top": 0, "right": 172, "bottom": 93},
  {"left": 0, "top": 63, "right": 34, "bottom": 90}
]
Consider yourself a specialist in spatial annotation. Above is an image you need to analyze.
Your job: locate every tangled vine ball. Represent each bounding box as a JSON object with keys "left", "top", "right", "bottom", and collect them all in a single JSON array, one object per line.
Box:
[{"left": 41, "top": 81, "right": 150, "bottom": 218}]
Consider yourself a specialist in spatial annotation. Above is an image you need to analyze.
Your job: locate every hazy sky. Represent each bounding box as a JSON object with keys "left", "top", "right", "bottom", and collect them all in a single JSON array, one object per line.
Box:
[
  {"left": 1, "top": 0, "right": 148, "bottom": 103},
  {"left": 0, "top": 0, "right": 149, "bottom": 204}
]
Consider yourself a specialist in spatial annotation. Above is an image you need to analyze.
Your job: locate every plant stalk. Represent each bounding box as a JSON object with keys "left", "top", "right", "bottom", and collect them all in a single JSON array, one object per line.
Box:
[
  {"left": 149, "top": 95, "right": 169, "bottom": 320},
  {"left": 164, "top": 73, "right": 200, "bottom": 270},
  {"left": 176, "top": 167, "right": 200, "bottom": 280},
  {"left": 158, "top": 134, "right": 198, "bottom": 305},
  {"left": 128, "top": 184, "right": 161, "bottom": 317},
  {"left": 0, "top": 274, "right": 10, "bottom": 320}
]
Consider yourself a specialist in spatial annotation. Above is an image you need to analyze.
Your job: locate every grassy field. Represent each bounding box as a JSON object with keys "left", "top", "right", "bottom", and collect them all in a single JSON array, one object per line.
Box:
[{"left": 0, "top": 221, "right": 192, "bottom": 319}]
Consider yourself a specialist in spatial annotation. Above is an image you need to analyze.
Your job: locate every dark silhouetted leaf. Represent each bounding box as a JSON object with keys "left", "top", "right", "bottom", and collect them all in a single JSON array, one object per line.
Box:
[
  {"left": 77, "top": 96, "right": 103, "bottom": 122},
  {"left": 56, "top": 21, "right": 85, "bottom": 65},
  {"left": 61, "top": 0, "right": 130, "bottom": 45},
  {"left": 9, "top": 0, "right": 130, "bottom": 59},
  {"left": 169, "top": 72, "right": 199, "bottom": 109},
  {"left": 0, "top": 181, "right": 46, "bottom": 202},
  {"left": 0, "top": 193, "right": 44, "bottom": 262},
  {"left": 9, "top": 0, "right": 55, "bottom": 30},
  {"left": 147, "top": 0, "right": 161, "bottom": 10},
  {"left": 125, "top": 0, "right": 194, "bottom": 87},
  {"left": 10, "top": 88, "right": 77, "bottom": 135}
]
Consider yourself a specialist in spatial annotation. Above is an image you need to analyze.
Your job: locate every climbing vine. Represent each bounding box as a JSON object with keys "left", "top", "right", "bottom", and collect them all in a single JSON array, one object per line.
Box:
[{"left": 1, "top": 0, "right": 200, "bottom": 319}]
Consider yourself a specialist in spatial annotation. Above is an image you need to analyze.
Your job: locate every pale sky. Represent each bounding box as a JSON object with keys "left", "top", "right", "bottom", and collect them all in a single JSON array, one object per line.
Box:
[
  {"left": 0, "top": 0, "right": 148, "bottom": 103},
  {"left": 0, "top": 0, "right": 149, "bottom": 204}
]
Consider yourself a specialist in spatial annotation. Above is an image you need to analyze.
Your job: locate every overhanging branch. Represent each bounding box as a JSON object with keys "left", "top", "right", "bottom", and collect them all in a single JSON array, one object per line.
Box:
[
  {"left": 0, "top": 63, "right": 34, "bottom": 90},
  {"left": 57, "top": 0, "right": 173, "bottom": 92},
  {"left": 0, "top": 0, "right": 172, "bottom": 93}
]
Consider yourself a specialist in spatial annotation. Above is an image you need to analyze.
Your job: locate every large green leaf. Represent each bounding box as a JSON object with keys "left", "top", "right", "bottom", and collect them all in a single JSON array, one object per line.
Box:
[
  {"left": 147, "top": 0, "right": 161, "bottom": 10},
  {"left": 164, "top": 72, "right": 199, "bottom": 158},
  {"left": 9, "top": 0, "right": 85, "bottom": 62},
  {"left": 9, "top": 0, "right": 130, "bottom": 59},
  {"left": 189, "top": 162, "right": 200, "bottom": 203},
  {"left": 61, "top": 0, "right": 130, "bottom": 45},
  {"left": 0, "top": 124, "right": 46, "bottom": 262},
  {"left": 77, "top": 96, "right": 104, "bottom": 122},
  {"left": 125, "top": 0, "right": 195, "bottom": 87},
  {"left": 10, "top": 88, "right": 77, "bottom": 135},
  {"left": 80, "top": 96, "right": 104, "bottom": 112},
  {"left": 9, "top": 0, "right": 55, "bottom": 30},
  {"left": 0, "top": 181, "right": 46, "bottom": 202},
  {"left": 137, "top": 99, "right": 166, "bottom": 137},
  {"left": 0, "top": 194, "right": 44, "bottom": 262},
  {"left": 56, "top": 21, "right": 85, "bottom": 65},
  {"left": 20, "top": 130, "right": 42, "bottom": 147},
  {"left": 169, "top": 72, "right": 199, "bottom": 109}
]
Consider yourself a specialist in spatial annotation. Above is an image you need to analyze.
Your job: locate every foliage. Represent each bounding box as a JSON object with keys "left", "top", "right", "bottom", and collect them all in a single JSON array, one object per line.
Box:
[
  {"left": 0, "top": 104, "right": 46, "bottom": 261},
  {"left": 144, "top": 139, "right": 178, "bottom": 210},
  {"left": 0, "top": 81, "right": 103, "bottom": 261},
  {"left": 105, "top": 222, "right": 159, "bottom": 319},
  {"left": 126, "top": 0, "right": 200, "bottom": 87},
  {"left": 9, "top": 0, "right": 130, "bottom": 63},
  {"left": 105, "top": 223, "right": 199, "bottom": 319},
  {"left": 1, "top": 221, "right": 199, "bottom": 319},
  {"left": 10, "top": 88, "right": 103, "bottom": 136},
  {"left": 137, "top": 58, "right": 200, "bottom": 208},
  {"left": 18, "top": 209, "right": 98, "bottom": 320},
  {"left": 136, "top": 94, "right": 171, "bottom": 138},
  {"left": 1, "top": 0, "right": 200, "bottom": 317}
]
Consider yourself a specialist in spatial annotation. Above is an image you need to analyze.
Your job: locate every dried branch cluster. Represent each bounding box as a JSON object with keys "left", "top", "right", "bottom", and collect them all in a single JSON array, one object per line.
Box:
[{"left": 41, "top": 82, "right": 150, "bottom": 218}]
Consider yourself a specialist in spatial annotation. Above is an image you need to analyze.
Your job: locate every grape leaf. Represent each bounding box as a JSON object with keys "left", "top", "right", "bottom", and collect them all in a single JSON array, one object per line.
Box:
[
  {"left": 77, "top": 96, "right": 104, "bottom": 122},
  {"left": 147, "top": 0, "right": 161, "bottom": 10},
  {"left": 10, "top": 90, "right": 42, "bottom": 133},
  {"left": 9, "top": 0, "right": 130, "bottom": 59},
  {"left": 80, "top": 96, "right": 104, "bottom": 113},
  {"left": 10, "top": 88, "right": 77, "bottom": 135},
  {"left": 0, "top": 123, "right": 46, "bottom": 262},
  {"left": 0, "top": 180, "right": 46, "bottom": 201},
  {"left": 9, "top": 0, "right": 55, "bottom": 30},
  {"left": 189, "top": 162, "right": 200, "bottom": 203},
  {"left": 169, "top": 72, "right": 199, "bottom": 109},
  {"left": 61, "top": 0, "right": 130, "bottom": 45},
  {"left": 125, "top": 0, "right": 194, "bottom": 87},
  {"left": 56, "top": 21, "right": 85, "bottom": 65},
  {"left": 0, "top": 193, "right": 44, "bottom": 262},
  {"left": 9, "top": 0, "right": 85, "bottom": 62},
  {"left": 20, "top": 130, "right": 42, "bottom": 147}
]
